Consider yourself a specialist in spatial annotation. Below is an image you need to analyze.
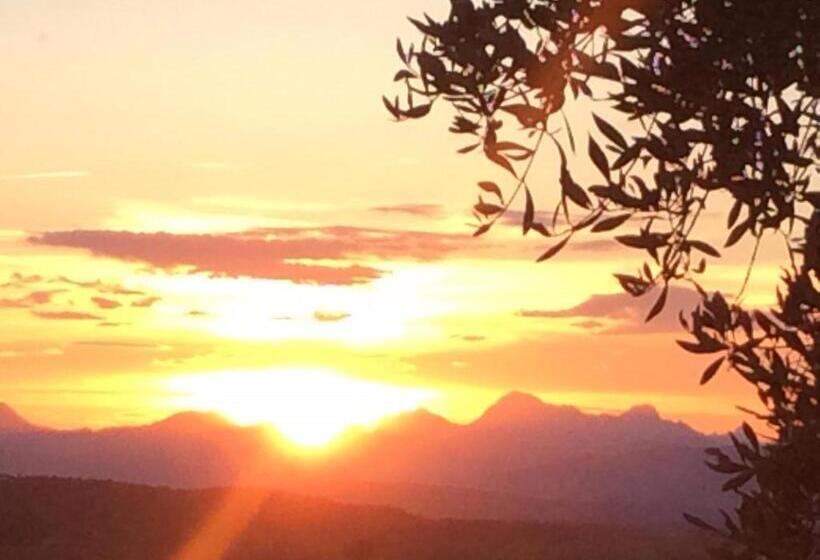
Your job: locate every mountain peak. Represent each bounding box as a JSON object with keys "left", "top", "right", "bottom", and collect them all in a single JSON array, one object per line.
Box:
[
  {"left": 381, "top": 408, "right": 455, "bottom": 433},
  {"left": 148, "top": 411, "right": 233, "bottom": 432},
  {"left": 477, "top": 392, "right": 576, "bottom": 425},
  {"left": 622, "top": 405, "right": 661, "bottom": 420},
  {"left": 0, "top": 403, "right": 38, "bottom": 432},
  {"left": 495, "top": 391, "right": 545, "bottom": 409}
]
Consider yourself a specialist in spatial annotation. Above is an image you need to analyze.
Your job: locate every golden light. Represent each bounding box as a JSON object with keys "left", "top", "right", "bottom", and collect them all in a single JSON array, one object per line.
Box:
[{"left": 165, "top": 368, "right": 435, "bottom": 447}]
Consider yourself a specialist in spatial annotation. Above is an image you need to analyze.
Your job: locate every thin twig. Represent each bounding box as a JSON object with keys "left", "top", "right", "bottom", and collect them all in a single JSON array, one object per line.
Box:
[{"left": 737, "top": 233, "right": 763, "bottom": 302}]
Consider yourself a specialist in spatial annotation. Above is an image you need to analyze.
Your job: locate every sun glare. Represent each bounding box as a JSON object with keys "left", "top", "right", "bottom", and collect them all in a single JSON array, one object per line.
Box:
[{"left": 165, "top": 369, "right": 434, "bottom": 447}]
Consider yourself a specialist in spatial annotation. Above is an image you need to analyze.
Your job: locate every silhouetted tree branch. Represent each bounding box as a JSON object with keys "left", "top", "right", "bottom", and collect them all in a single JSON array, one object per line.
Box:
[{"left": 385, "top": 1, "right": 818, "bottom": 557}]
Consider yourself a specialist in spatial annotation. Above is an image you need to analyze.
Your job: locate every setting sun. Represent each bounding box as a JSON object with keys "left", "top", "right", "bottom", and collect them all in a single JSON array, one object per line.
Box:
[{"left": 164, "top": 369, "right": 435, "bottom": 447}]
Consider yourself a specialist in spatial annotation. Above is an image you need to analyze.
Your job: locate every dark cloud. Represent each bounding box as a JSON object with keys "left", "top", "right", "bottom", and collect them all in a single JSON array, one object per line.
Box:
[
  {"left": 91, "top": 297, "right": 122, "bottom": 310},
  {"left": 186, "top": 310, "right": 209, "bottom": 317},
  {"left": 132, "top": 296, "right": 161, "bottom": 308},
  {"left": 0, "top": 290, "right": 62, "bottom": 309},
  {"left": 518, "top": 287, "right": 702, "bottom": 334},
  {"left": 460, "top": 335, "right": 486, "bottom": 342},
  {"left": 32, "top": 310, "right": 103, "bottom": 321},
  {"left": 313, "top": 311, "right": 350, "bottom": 323},
  {"left": 369, "top": 204, "right": 445, "bottom": 218},
  {"left": 29, "top": 227, "right": 471, "bottom": 286}
]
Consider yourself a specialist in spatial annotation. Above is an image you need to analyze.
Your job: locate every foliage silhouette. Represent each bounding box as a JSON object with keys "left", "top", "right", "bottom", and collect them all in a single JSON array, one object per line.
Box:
[{"left": 385, "top": 0, "right": 818, "bottom": 558}]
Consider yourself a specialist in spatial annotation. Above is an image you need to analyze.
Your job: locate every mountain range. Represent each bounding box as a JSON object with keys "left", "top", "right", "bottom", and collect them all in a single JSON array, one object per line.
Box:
[{"left": 0, "top": 393, "right": 735, "bottom": 529}]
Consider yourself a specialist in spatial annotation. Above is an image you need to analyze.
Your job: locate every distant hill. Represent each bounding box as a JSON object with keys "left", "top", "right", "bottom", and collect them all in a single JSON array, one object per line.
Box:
[
  {"left": 0, "top": 404, "right": 39, "bottom": 433},
  {"left": 0, "top": 476, "right": 708, "bottom": 560},
  {"left": 0, "top": 396, "right": 734, "bottom": 529}
]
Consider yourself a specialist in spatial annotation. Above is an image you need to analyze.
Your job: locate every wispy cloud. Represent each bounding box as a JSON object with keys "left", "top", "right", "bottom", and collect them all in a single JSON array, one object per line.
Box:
[
  {"left": 573, "top": 320, "right": 606, "bottom": 330},
  {"left": 517, "top": 287, "right": 703, "bottom": 334},
  {"left": 186, "top": 309, "right": 210, "bottom": 317},
  {"left": 91, "top": 297, "right": 122, "bottom": 310},
  {"left": 0, "top": 171, "right": 89, "bottom": 181},
  {"left": 73, "top": 341, "right": 161, "bottom": 349},
  {"left": 29, "top": 227, "right": 471, "bottom": 285},
  {"left": 52, "top": 276, "right": 146, "bottom": 296},
  {"left": 0, "top": 273, "right": 44, "bottom": 288},
  {"left": 0, "top": 290, "right": 62, "bottom": 309},
  {"left": 32, "top": 310, "right": 103, "bottom": 321},
  {"left": 313, "top": 311, "right": 350, "bottom": 322},
  {"left": 369, "top": 204, "right": 445, "bottom": 218},
  {"left": 0, "top": 273, "right": 159, "bottom": 323},
  {"left": 190, "top": 161, "right": 249, "bottom": 171},
  {"left": 459, "top": 335, "right": 486, "bottom": 342},
  {"left": 131, "top": 296, "right": 161, "bottom": 308}
]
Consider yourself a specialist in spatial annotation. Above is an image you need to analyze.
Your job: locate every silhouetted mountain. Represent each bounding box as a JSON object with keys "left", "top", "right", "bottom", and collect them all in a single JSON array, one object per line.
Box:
[
  {"left": 0, "top": 404, "right": 39, "bottom": 433},
  {"left": 0, "top": 394, "right": 733, "bottom": 529},
  {"left": 623, "top": 404, "right": 661, "bottom": 419},
  {"left": 378, "top": 408, "right": 455, "bottom": 434},
  {"left": 475, "top": 391, "right": 566, "bottom": 425},
  {"left": 143, "top": 410, "right": 233, "bottom": 433},
  {"left": 0, "top": 476, "right": 709, "bottom": 560}
]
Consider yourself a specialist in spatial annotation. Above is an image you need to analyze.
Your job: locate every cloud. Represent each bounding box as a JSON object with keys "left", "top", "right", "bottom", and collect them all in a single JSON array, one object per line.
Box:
[
  {"left": 459, "top": 335, "right": 486, "bottom": 342},
  {"left": 32, "top": 310, "right": 103, "bottom": 321},
  {"left": 0, "top": 171, "right": 88, "bottom": 181},
  {"left": 0, "top": 345, "right": 63, "bottom": 358},
  {"left": 29, "top": 227, "right": 470, "bottom": 285},
  {"left": 91, "top": 297, "right": 122, "bottom": 310},
  {"left": 3, "top": 274, "right": 148, "bottom": 299},
  {"left": 517, "top": 287, "right": 702, "bottom": 334},
  {"left": 186, "top": 310, "right": 209, "bottom": 317},
  {"left": 132, "top": 296, "right": 161, "bottom": 308},
  {"left": 53, "top": 276, "right": 146, "bottom": 296},
  {"left": 0, "top": 273, "right": 164, "bottom": 326},
  {"left": 0, "top": 273, "right": 44, "bottom": 288},
  {"left": 496, "top": 211, "right": 625, "bottom": 253},
  {"left": 190, "top": 161, "right": 249, "bottom": 171},
  {"left": 0, "top": 297, "right": 34, "bottom": 309},
  {"left": 573, "top": 320, "right": 607, "bottom": 330},
  {"left": 73, "top": 341, "right": 161, "bottom": 349},
  {"left": 313, "top": 311, "right": 350, "bottom": 322},
  {"left": 369, "top": 204, "right": 445, "bottom": 218},
  {"left": 0, "top": 290, "right": 62, "bottom": 309}
]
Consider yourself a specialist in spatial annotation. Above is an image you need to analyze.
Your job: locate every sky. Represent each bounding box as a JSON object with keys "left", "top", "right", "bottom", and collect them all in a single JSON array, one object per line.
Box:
[{"left": 0, "top": 0, "right": 788, "bottom": 441}]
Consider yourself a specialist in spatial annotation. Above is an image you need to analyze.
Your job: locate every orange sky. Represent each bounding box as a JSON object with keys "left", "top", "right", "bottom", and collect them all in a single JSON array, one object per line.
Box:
[{"left": 0, "top": 0, "right": 788, "bottom": 440}]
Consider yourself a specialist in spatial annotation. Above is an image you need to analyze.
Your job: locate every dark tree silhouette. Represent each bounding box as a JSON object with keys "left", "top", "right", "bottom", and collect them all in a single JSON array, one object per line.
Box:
[{"left": 385, "top": 1, "right": 818, "bottom": 558}]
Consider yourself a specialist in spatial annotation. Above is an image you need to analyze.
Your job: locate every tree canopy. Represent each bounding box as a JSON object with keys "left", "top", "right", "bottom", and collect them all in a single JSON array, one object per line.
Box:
[{"left": 385, "top": 1, "right": 818, "bottom": 558}]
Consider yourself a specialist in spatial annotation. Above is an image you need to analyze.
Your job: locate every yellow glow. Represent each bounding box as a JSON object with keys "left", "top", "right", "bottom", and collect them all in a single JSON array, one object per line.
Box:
[{"left": 165, "top": 369, "right": 435, "bottom": 447}]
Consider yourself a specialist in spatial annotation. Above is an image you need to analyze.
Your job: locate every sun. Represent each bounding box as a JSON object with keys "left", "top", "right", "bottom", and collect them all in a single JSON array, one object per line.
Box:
[{"left": 164, "top": 369, "right": 434, "bottom": 447}]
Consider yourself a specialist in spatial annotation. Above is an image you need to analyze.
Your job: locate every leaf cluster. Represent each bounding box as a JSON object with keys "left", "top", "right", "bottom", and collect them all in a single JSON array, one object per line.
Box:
[{"left": 386, "top": 1, "right": 819, "bottom": 558}]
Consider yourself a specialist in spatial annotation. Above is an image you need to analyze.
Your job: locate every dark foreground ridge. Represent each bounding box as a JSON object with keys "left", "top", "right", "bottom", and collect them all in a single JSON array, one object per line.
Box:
[{"left": 0, "top": 476, "right": 708, "bottom": 560}]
